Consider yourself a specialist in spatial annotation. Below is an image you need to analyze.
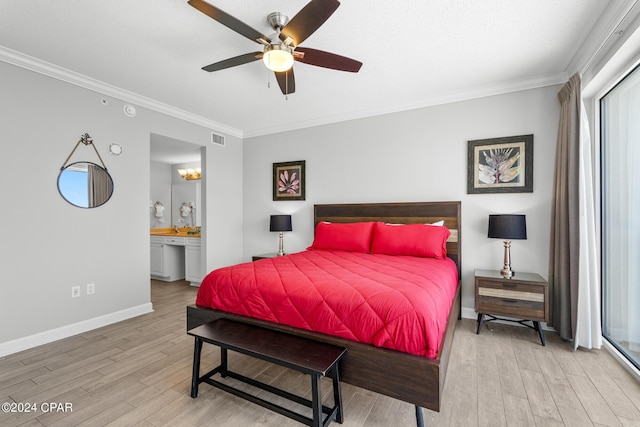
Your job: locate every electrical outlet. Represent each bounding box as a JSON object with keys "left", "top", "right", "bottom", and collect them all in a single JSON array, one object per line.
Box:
[
  {"left": 71, "top": 286, "right": 80, "bottom": 298},
  {"left": 87, "top": 283, "right": 95, "bottom": 295}
]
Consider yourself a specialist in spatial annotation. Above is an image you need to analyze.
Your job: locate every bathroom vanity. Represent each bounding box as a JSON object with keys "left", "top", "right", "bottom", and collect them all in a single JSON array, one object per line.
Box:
[{"left": 150, "top": 230, "right": 202, "bottom": 285}]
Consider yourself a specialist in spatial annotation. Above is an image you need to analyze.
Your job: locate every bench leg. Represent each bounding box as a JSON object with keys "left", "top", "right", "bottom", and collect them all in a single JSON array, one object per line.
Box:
[
  {"left": 220, "top": 347, "right": 228, "bottom": 377},
  {"left": 311, "top": 374, "right": 322, "bottom": 427},
  {"left": 191, "top": 337, "right": 203, "bottom": 398},
  {"left": 331, "top": 365, "right": 343, "bottom": 423}
]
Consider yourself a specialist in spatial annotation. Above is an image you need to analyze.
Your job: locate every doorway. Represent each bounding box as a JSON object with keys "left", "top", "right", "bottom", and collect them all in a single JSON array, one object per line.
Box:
[{"left": 150, "top": 133, "right": 206, "bottom": 284}]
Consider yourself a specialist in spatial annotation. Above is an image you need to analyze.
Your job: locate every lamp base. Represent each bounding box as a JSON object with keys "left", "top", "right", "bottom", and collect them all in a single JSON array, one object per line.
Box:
[
  {"left": 500, "top": 240, "right": 514, "bottom": 278},
  {"left": 276, "top": 232, "right": 285, "bottom": 256},
  {"left": 500, "top": 267, "right": 514, "bottom": 278}
]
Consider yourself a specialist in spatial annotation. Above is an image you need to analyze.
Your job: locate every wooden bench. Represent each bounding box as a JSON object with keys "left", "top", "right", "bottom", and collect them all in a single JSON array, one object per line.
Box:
[{"left": 188, "top": 319, "right": 347, "bottom": 427}]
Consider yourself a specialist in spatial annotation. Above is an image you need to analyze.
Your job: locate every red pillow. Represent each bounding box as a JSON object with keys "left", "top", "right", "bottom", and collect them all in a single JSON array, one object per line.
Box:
[
  {"left": 310, "top": 221, "right": 377, "bottom": 253},
  {"left": 370, "top": 222, "right": 450, "bottom": 259}
]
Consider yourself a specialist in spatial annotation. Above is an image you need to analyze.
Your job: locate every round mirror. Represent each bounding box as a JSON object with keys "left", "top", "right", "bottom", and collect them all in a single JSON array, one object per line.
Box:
[{"left": 57, "top": 161, "right": 114, "bottom": 208}]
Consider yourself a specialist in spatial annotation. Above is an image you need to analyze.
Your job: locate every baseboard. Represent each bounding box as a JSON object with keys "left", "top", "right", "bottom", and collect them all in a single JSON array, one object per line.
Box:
[
  {"left": 0, "top": 303, "right": 154, "bottom": 357},
  {"left": 461, "top": 307, "right": 477, "bottom": 320}
]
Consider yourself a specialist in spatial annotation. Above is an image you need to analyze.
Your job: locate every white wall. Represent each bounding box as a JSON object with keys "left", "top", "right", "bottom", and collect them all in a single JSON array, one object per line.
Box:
[
  {"left": 0, "top": 58, "right": 560, "bottom": 353},
  {"left": 0, "top": 61, "right": 243, "bottom": 354},
  {"left": 243, "top": 86, "right": 560, "bottom": 315}
]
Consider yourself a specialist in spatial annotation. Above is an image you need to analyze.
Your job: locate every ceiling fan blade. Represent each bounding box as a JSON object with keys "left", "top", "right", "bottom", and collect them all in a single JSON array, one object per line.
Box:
[
  {"left": 294, "top": 47, "right": 362, "bottom": 72},
  {"left": 202, "top": 52, "right": 262, "bottom": 72},
  {"left": 188, "top": 0, "right": 270, "bottom": 44},
  {"left": 279, "top": 0, "right": 340, "bottom": 47},
  {"left": 275, "top": 69, "right": 296, "bottom": 95}
]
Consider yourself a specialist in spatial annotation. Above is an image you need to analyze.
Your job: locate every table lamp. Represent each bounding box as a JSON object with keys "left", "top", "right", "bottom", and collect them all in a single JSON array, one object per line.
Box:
[
  {"left": 270, "top": 214, "right": 292, "bottom": 256},
  {"left": 488, "top": 214, "right": 527, "bottom": 278}
]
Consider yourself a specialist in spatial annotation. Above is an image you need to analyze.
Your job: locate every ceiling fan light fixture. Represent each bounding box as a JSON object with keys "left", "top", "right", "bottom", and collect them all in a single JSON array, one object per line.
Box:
[{"left": 263, "top": 44, "right": 294, "bottom": 72}]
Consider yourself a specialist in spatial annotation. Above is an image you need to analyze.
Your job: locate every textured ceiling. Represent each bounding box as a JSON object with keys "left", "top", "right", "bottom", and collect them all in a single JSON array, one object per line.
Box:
[{"left": 0, "top": 0, "right": 622, "bottom": 138}]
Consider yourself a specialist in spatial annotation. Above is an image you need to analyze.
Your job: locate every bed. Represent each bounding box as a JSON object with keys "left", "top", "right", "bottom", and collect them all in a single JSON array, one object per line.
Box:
[{"left": 186, "top": 201, "right": 461, "bottom": 422}]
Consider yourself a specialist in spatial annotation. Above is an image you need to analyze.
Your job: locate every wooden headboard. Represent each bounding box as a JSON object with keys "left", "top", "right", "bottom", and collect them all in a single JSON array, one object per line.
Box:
[{"left": 314, "top": 201, "right": 461, "bottom": 277}]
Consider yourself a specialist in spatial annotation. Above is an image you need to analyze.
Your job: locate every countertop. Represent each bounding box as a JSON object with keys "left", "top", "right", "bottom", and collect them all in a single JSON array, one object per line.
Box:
[{"left": 150, "top": 228, "right": 201, "bottom": 238}]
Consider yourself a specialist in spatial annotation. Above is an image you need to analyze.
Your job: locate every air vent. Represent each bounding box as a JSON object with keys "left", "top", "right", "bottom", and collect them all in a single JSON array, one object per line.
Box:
[{"left": 211, "top": 132, "right": 225, "bottom": 146}]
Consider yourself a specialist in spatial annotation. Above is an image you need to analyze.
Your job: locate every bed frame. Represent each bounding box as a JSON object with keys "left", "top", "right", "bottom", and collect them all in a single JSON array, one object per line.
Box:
[{"left": 186, "top": 201, "right": 461, "bottom": 421}]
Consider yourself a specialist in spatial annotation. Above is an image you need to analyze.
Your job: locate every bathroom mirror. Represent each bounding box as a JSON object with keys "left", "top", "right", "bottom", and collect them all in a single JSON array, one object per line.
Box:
[
  {"left": 57, "top": 161, "right": 114, "bottom": 208},
  {"left": 172, "top": 181, "right": 201, "bottom": 226}
]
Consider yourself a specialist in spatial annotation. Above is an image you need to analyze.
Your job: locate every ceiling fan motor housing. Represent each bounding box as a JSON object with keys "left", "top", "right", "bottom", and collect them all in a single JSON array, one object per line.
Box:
[{"left": 267, "top": 12, "right": 289, "bottom": 32}]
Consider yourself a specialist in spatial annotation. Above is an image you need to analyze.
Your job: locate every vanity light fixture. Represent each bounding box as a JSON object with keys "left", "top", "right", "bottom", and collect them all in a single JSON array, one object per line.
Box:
[{"left": 177, "top": 167, "right": 201, "bottom": 180}]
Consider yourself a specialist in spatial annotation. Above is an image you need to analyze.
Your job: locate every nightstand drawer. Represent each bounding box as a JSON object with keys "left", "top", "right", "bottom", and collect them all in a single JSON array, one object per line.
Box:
[
  {"left": 475, "top": 279, "right": 545, "bottom": 296},
  {"left": 477, "top": 286, "right": 544, "bottom": 302},
  {"left": 476, "top": 293, "right": 545, "bottom": 321}
]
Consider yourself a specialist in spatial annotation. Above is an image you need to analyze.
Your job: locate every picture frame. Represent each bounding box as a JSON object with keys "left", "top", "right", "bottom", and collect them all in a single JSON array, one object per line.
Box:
[
  {"left": 273, "top": 160, "right": 305, "bottom": 201},
  {"left": 467, "top": 134, "right": 533, "bottom": 194}
]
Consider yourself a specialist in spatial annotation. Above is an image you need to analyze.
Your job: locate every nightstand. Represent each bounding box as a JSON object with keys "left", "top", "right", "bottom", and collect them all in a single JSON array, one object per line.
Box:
[
  {"left": 251, "top": 253, "right": 279, "bottom": 261},
  {"left": 474, "top": 269, "right": 549, "bottom": 345}
]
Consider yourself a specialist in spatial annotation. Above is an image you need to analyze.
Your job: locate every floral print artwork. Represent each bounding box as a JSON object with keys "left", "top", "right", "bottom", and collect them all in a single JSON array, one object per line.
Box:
[
  {"left": 467, "top": 135, "right": 533, "bottom": 194},
  {"left": 279, "top": 169, "right": 300, "bottom": 195},
  {"left": 273, "top": 160, "right": 305, "bottom": 200},
  {"left": 478, "top": 148, "right": 521, "bottom": 184}
]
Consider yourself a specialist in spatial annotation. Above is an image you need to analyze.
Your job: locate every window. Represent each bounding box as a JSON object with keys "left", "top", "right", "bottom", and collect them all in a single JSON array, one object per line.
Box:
[{"left": 600, "top": 63, "right": 640, "bottom": 370}]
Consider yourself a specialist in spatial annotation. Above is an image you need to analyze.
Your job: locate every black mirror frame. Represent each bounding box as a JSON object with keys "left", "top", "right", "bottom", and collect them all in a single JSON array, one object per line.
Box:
[{"left": 57, "top": 161, "right": 114, "bottom": 209}]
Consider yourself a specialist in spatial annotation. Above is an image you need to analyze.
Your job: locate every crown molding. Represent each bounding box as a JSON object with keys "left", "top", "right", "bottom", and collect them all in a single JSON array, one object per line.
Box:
[
  {"left": 0, "top": 46, "right": 243, "bottom": 138},
  {"left": 242, "top": 72, "right": 568, "bottom": 138},
  {"left": 0, "top": 44, "right": 568, "bottom": 140},
  {"left": 568, "top": 0, "right": 640, "bottom": 77}
]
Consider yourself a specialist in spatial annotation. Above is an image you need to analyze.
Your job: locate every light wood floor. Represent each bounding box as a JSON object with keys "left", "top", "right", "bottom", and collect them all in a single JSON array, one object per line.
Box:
[{"left": 1, "top": 280, "right": 639, "bottom": 427}]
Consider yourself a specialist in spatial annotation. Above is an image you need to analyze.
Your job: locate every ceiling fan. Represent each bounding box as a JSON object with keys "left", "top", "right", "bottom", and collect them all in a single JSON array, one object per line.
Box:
[{"left": 188, "top": 0, "right": 363, "bottom": 95}]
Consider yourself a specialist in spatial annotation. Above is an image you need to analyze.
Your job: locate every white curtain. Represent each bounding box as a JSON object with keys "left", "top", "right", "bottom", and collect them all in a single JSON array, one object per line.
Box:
[{"left": 574, "top": 100, "right": 601, "bottom": 350}]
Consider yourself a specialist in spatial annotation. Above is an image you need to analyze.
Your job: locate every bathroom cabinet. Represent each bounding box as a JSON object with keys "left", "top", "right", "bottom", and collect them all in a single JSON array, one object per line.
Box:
[
  {"left": 150, "top": 236, "right": 165, "bottom": 277},
  {"left": 185, "top": 238, "right": 202, "bottom": 284},
  {"left": 150, "top": 235, "right": 202, "bottom": 285},
  {"left": 150, "top": 236, "right": 185, "bottom": 282}
]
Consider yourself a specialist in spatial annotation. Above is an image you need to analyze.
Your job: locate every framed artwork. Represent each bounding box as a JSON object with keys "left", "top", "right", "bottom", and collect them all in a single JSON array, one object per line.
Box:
[
  {"left": 273, "top": 160, "right": 305, "bottom": 201},
  {"left": 467, "top": 134, "right": 533, "bottom": 194}
]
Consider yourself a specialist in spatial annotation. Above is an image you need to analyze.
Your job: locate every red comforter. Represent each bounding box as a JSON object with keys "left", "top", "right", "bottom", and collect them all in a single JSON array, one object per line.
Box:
[{"left": 195, "top": 250, "right": 459, "bottom": 358}]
